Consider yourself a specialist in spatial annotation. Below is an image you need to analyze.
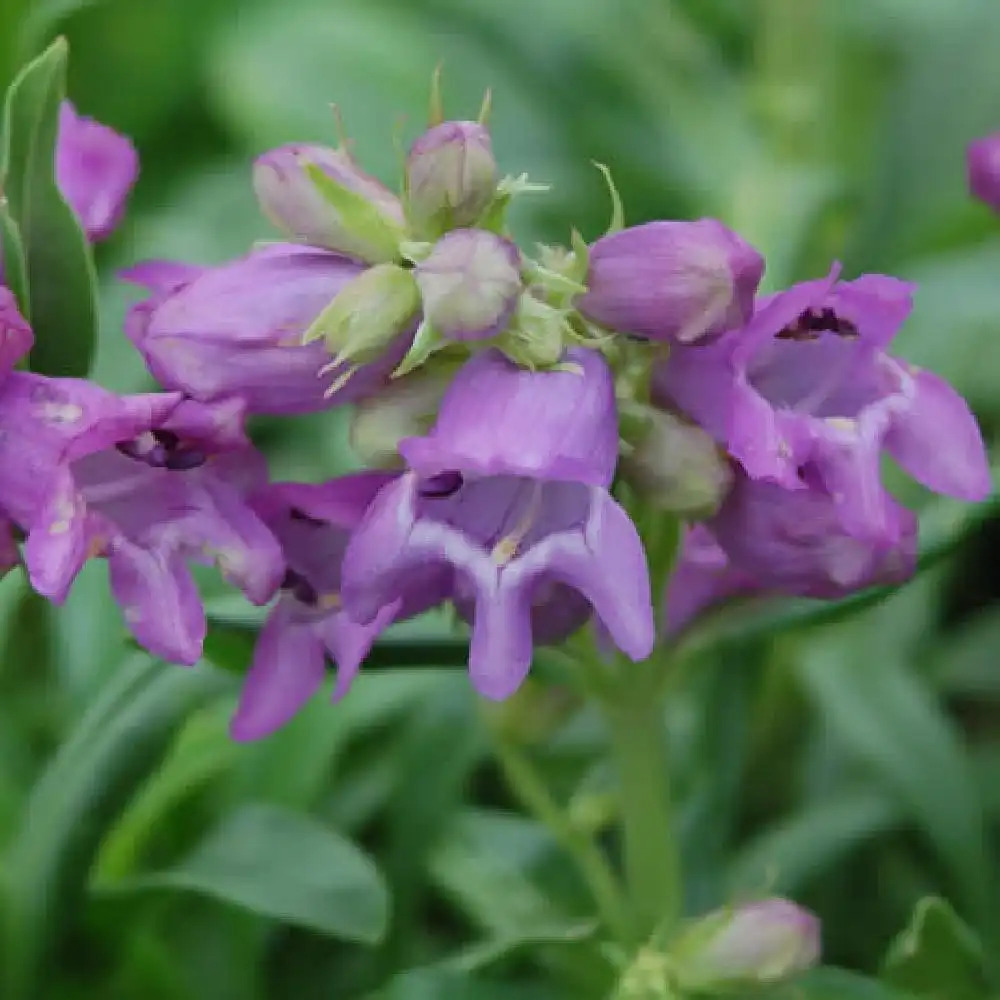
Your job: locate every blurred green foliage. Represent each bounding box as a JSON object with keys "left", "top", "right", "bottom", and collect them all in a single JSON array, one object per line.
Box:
[{"left": 3, "top": 0, "right": 1000, "bottom": 997}]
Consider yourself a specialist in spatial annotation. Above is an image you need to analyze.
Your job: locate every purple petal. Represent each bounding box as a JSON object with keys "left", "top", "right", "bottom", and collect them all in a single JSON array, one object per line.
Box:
[
  {"left": 0, "top": 288, "right": 34, "bottom": 377},
  {"left": 468, "top": 583, "right": 535, "bottom": 700},
  {"left": 22, "top": 473, "right": 88, "bottom": 602},
  {"left": 321, "top": 602, "right": 399, "bottom": 700},
  {"left": 107, "top": 539, "right": 205, "bottom": 664},
  {"left": 968, "top": 133, "right": 1000, "bottom": 212},
  {"left": 55, "top": 101, "right": 138, "bottom": 242},
  {"left": 399, "top": 348, "right": 619, "bottom": 487},
  {"left": 885, "top": 367, "right": 991, "bottom": 501},
  {"left": 230, "top": 600, "right": 327, "bottom": 741},
  {"left": 540, "top": 487, "right": 655, "bottom": 660}
]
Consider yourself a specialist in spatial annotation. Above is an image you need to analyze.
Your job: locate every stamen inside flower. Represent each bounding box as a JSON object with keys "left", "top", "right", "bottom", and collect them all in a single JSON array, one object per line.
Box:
[
  {"left": 775, "top": 307, "right": 858, "bottom": 342},
  {"left": 116, "top": 429, "right": 207, "bottom": 470},
  {"left": 490, "top": 480, "right": 543, "bottom": 565}
]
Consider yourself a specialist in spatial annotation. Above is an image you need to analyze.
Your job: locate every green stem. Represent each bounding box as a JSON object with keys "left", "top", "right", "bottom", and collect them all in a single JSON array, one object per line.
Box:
[
  {"left": 604, "top": 661, "right": 680, "bottom": 945},
  {"left": 491, "top": 735, "right": 631, "bottom": 945}
]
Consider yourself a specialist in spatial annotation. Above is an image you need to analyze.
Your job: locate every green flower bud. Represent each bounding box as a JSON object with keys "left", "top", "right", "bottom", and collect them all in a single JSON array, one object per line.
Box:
[
  {"left": 620, "top": 405, "right": 732, "bottom": 518},
  {"left": 349, "top": 367, "right": 452, "bottom": 468}
]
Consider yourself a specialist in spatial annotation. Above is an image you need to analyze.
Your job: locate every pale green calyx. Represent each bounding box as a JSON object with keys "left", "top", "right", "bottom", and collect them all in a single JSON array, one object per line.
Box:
[
  {"left": 302, "top": 264, "right": 420, "bottom": 380},
  {"left": 498, "top": 292, "right": 572, "bottom": 370},
  {"left": 619, "top": 404, "right": 733, "bottom": 518},
  {"left": 303, "top": 162, "right": 406, "bottom": 264},
  {"left": 349, "top": 367, "right": 453, "bottom": 468}
]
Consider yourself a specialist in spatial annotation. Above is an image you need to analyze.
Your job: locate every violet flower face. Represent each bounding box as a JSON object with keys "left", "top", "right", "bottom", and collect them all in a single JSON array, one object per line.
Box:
[
  {"left": 231, "top": 472, "right": 441, "bottom": 741},
  {"left": 55, "top": 101, "right": 139, "bottom": 242},
  {"left": 659, "top": 267, "right": 991, "bottom": 541},
  {"left": 708, "top": 468, "right": 917, "bottom": 599},
  {"left": 0, "top": 380, "right": 282, "bottom": 663},
  {"left": 576, "top": 219, "right": 764, "bottom": 344},
  {"left": 122, "top": 244, "right": 409, "bottom": 414},
  {"left": 968, "top": 132, "right": 1000, "bottom": 213},
  {"left": 342, "top": 348, "right": 654, "bottom": 699}
]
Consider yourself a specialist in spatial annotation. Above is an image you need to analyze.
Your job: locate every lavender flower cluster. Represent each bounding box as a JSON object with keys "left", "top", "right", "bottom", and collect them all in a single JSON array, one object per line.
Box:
[{"left": 1, "top": 102, "right": 994, "bottom": 742}]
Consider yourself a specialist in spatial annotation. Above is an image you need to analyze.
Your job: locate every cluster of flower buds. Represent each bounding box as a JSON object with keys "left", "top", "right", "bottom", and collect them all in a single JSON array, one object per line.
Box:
[{"left": 0, "top": 91, "right": 993, "bottom": 744}]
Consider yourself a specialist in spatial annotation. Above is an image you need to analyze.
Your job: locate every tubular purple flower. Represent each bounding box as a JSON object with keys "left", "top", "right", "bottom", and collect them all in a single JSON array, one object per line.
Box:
[
  {"left": 253, "top": 143, "right": 405, "bottom": 263},
  {"left": 406, "top": 120, "right": 497, "bottom": 234},
  {"left": 55, "top": 101, "right": 139, "bottom": 242},
  {"left": 575, "top": 219, "right": 764, "bottom": 344},
  {"left": 0, "top": 382, "right": 282, "bottom": 663},
  {"left": 708, "top": 467, "right": 917, "bottom": 598},
  {"left": 121, "top": 244, "right": 408, "bottom": 414},
  {"left": 231, "top": 473, "right": 448, "bottom": 740},
  {"left": 968, "top": 132, "right": 1000, "bottom": 212},
  {"left": 658, "top": 266, "right": 991, "bottom": 542},
  {"left": 341, "top": 348, "right": 655, "bottom": 699},
  {"left": 415, "top": 229, "right": 522, "bottom": 341},
  {"left": 673, "top": 899, "right": 820, "bottom": 990}
]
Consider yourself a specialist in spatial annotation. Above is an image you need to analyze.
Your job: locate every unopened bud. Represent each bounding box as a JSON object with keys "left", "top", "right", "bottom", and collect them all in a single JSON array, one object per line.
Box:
[
  {"left": 407, "top": 121, "right": 497, "bottom": 235},
  {"left": 349, "top": 367, "right": 452, "bottom": 468},
  {"left": 576, "top": 219, "right": 764, "bottom": 344},
  {"left": 672, "top": 900, "right": 820, "bottom": 992},
  {"left": 968, "top": 132, "right": 1000, "bottom": 214},
  {"left": 415, "top": 228, "right": 521, "bottom": 341},
  {"left": 620, "top": 405, "right": 732, "bottom": 518},
  {"left": 253, "top": 144, "right": 405, "bottom": 264},
  {"left": 303, "top": 264, "right": 420, "bottom": 375}
]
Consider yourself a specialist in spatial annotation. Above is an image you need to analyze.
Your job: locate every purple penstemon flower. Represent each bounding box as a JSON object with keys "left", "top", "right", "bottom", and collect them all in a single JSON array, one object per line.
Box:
[
  {"left": 230, "top": 473, "right": 449, "bottom": 740},
  {"left": 55, "top": 100, "right": 139, "bottom": 243},
  {"left": 341, "top": 347, "right": 655, "bottom": 699},
  {"left": 0, "top": 381, "right": 282, "bottom": 663},
  {"left": 121, "top": 244, "right": 411, "bottom": 414},
  {"left": 968, "top": 131, "right": 1000, "bottom": 213},
  {"left": 657, "top": 265, "right": 991, "bottom": 541}
]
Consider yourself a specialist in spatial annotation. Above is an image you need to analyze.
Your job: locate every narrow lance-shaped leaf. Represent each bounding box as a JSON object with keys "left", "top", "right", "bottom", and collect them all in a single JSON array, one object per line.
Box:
[{"left": 1, "top": 36, "right": 98, "bottom": 375}]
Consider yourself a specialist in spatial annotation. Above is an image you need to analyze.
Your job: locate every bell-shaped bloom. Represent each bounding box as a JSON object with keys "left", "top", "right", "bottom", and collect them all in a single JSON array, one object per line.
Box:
[
  {"left": 708, "top": 467, "right": 917, "bottom": 598},
  {"left": 620, "top": 404, "right": 732, "bottom": 518},
  {"left": 968, "top": 132, "right": 1000, "bottom": 213},
  {"left": 0, "top": 380, "right": 282, "bottom": 663},
  {"left": 231, "top": 473, "right": 448, "bottom": 740},
  {"left": 658, "top": 266, "right": 991, "bottom": 542},
  {"left": 121, "top": 244, "right": 409, "bottom": 414},
  {"left": 253, "top": 143, "right": 405, "bottom": 264},
  {"left": 663, "top": 526, "right": 759, "bottom": 635},
  {"left": 406, "top": 120, "right": 497, "bottom": 234},
  {"left": 415, "top": 229, "right": 521, "bottom": 341},
  {"left": 341, "top": 348, "right": 655, "bottom": 699},
  {"left": 672, "top": 899, "right": 820, "bottom": 991},
  {"left": 575, "top": 219, "right": 764, "bottom": 344},
  {"left": 0, "top": 287, "right": 33, "bottom": 377},
  {"left": 55, "top": 101, "right": 139, "bottom": 242}
]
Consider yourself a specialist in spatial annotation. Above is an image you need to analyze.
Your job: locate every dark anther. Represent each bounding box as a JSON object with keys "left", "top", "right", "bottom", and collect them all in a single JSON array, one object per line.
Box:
[
  {"left": 776, "top": 307, "right": 859, "bottom": 342},
  {"left": 420, "top": 471, "right": 464, "bottom": 498},
  {"left": 281, "top": 568, "right": 319, "bottom": 606},
  {"left": 116, "top": 429, "right": 207, "bottom": 470},
  {"left": 289, "top": 507, "right": 325, "bottom": 527}
]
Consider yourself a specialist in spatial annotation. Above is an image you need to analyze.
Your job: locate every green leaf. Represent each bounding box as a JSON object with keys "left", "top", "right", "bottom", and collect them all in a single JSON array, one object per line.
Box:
[
  {"left": 797, "top": 633, "right": 995, "bottom": 931},
  {"left": 378, "top": 967, "right": 558, "bottom": 1000},
  {"left": 881, "top": 897, "right": 988, "bottom": 1000},
  {"left": 16, "top": 0, "right": 107, "bottom": 60},
  {"left": 0, "top": 200, "right": 28, "bottom": 310},
  {"left": 0, "top": 656, "right": 230, "bottom": 1000},
  {"left": 101, "top": 803, "right": 389, "bottom": 944},
  {"left": 763, "top": 967, "right": 921, "bottom": 999},
  {"left": 1, "top": 36, "right": 98, "bottom": 375}
]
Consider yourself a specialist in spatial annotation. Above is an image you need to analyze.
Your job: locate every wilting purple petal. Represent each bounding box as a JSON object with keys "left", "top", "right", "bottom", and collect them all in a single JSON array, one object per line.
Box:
[
  {"left": 399, "top": 347, "right": 619, "bottom": 487},
  {"left": 55, "top": 101, "right": 138, "bottom": 242}
]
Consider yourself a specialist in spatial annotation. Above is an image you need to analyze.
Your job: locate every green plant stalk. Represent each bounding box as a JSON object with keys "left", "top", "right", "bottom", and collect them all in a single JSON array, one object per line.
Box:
[
  {"left": 604, "top": 658, "right": 680, "bottom": 945},
  {"left": 491, "top": 734, "right": 631, "bottom": 945}
]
